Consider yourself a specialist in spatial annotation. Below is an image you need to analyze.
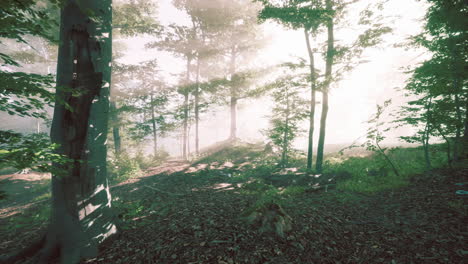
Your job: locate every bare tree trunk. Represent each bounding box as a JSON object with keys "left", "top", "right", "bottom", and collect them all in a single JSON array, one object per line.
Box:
[
  {"left": 150, "top": 92, "right": 157, "bottom": 156},
  {"left": 110, "top": 102, "right": 121, "bottom": 156},
  {"left": 454, "top": 93, "right": 462, "bottom": 161},
  {"left": 195, "top": 56, "right": 200, "bottom": 155},
  {"left": 282, "top": 92, "right": 290, "bottom": 168},
  {"left": 464, "top": 98, "right": 468, "bottom": 160},
  {"left": 229, "top": 47, "right": 238, "bottom": 141},
  {"left": 316, "top": 0, "right": 334, "bottom": 173},
  {"left": 4, "top": 1, "right": 118, "bottom": 263},
  {"left": 304, "top": 28, "right": 317, "bottom": 171},
  {"left": 423, "top": 97, "right": 432, "bottom": 170},
  {"left": 183, "top": 57, "right": 191, "bottom": 160}
]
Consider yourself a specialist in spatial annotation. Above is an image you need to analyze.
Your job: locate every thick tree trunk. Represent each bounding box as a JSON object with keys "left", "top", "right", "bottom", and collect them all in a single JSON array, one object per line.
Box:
[
  {"left": 110, "top": 102, "right": 121, "bottom": 156},
  {"left": 304, "top": 28, "right": 317, "bottom": 170},
  {"left": 150, "top": 93, "right": 158, "bottom": 156},
  {"left": 229, "top": 48, "right": 238, "bottom": 141},
  {"left": 7, "top": 1, "right": 118, "bottom": 263},
  {"left": 316, "top": 0, "right": 334, "bottom": 173}
]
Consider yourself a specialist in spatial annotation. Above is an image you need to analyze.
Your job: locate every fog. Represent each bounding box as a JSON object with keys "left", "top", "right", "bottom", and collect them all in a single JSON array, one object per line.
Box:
[
  {"left": 0, "top": 0, "right": 430, "bottom": 157},
  {"left": 115, "top": 0, "right": 428, "bottom": 156}
]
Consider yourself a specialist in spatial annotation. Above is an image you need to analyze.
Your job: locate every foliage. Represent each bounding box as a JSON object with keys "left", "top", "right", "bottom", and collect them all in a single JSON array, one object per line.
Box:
[
  {"left": 134, "top": 150, "right": 169, "bottom": 170},
  {"left": 0, "top": 72, "right": 54, "bottom": 119},
  {"left": 342, "top": 100, "right": 401, "bottom": 178},
  {"left": 265, "top": 73, "right": 308, "bottom": 167},
  {"left": 0, "top": 131, "right": 70, "bottom": 174},
  {"left": 333, "top": 144, "right": 449, "bottom": 193},
  {"left": 257, "top": 0, "right": 328, "bottom": 31},
  {"left": 113, "top": 0, "right": 161, "bottom": 36},
  {"left": 108, "top": 153, "right": 142, "bottom": 184},
  {"left": 399, "top": 0, "right": 467, "bottom": 161}
]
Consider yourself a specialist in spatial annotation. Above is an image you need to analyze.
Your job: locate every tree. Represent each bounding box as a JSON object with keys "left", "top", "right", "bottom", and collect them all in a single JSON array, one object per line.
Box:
[
  {"left": 258, "top": 0, "right": 327, "bottom": 170},
  {"left": 4, "top": 1, "right": 118, "bottom": 263},
  {"left": 315, "top": 0, "right": 393, "bottom": 172},
  {"left": 147, "top": 24, "right": 197, "bottom": 159},
  {"left": 265, "top": 72, "right": 308, "bottom": 167},
  {"left": 401, "top": 0, "right": 467, "bottom": 162},
  {"left": 124, "top": 60, "right": 175, "bottom": 157}
]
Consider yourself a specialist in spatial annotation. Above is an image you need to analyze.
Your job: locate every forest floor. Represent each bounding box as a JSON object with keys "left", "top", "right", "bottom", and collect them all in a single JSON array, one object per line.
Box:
[{"left": 0, "top": 146, "right": 467, "bottom": 263}]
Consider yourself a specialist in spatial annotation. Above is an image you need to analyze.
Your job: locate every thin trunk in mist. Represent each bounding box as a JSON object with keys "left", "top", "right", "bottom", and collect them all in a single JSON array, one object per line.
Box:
[
  {"left": 150, "top": 92, "right": 157, "bottom": 156},
  {"left": 422, "top": 97, "right": 433, "bottom": 170},
  {"left": 316, "top": 0, "right": 334, "bottom": 173},
  {"left": 229, "top": 47, "right": 238, "bottom": 141},
  {"left": 110, "top": 102, "right": 121, "bottom": 156},
  {"left": 281, "top": 92, "right": 290, "bottom": 167},
  {"left": 4, "top": 1, "right": 118, "bottom": 263},
  {"left": 187, "top": 95, "right": 192, "bottom": 156},
  {"left": 183, "top": 57, "right": 191, "bottom": 160},
  {"left": 304, "top": 28, "right": 317, "bottom": 170},
  {"left": 195, "top": 56, "right": 200, "bottom": 155}
]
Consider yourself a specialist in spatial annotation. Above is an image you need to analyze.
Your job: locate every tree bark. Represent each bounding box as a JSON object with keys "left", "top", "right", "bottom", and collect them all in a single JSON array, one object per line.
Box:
[
  {"left": 316, "top": 0, "right": 334, "bottom": 173},
  {"left": 304, "top": 28, "right": 317, "bottom": 170},
  {"left": 10, "top": 1, "right": 118, "bottom": 263}
]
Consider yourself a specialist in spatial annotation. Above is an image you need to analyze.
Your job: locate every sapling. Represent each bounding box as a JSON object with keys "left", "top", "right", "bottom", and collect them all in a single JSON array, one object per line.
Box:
[
  {"left": 363, "top": 100, "right": 400, "bottom": 177},
  {"left": 341, "top": 100, "right": 400, "bottom": 177}
]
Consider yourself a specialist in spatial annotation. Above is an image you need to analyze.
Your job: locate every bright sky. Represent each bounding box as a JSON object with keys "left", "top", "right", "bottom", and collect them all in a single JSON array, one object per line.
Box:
[{"left": 119, "top": 0, "right": 429, "bottom": 155}]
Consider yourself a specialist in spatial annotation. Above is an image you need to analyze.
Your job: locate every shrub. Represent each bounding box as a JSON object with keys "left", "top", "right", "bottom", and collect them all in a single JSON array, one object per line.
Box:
[{"left": 108, "top": 153, "right": 142, "bottom": 184}]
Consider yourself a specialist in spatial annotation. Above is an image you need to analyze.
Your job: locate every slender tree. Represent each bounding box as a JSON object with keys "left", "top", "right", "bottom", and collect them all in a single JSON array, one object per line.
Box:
[{"left": 258, "top": 0, "right": 327, "bottom": 170}]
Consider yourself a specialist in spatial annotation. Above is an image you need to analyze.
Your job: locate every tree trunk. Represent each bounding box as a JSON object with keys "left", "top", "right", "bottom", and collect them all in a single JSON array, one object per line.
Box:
[
  {"left": 316, "top": 0, "right": 334, "bottom": 173},
  {"left": 150, "top": 93, "right": 158, "bottom": 156},
  {"left": 423, "top": 98, "right": 432, "bottom": 170},
  {"left": 110, "top": 102, "right": 121, "bottom": 157},
  {"left": 195, "top": 56, "right": 200, "bottom": 155},
  {"left": 282, "top": 92, "right": 290, "bottom": 168},
  {"left": 7, "top": 1, "right": 118, "bottom": 263},
  {"left": 183, "top": 57, "right": 191, "bottom": 160},
  {"left": 229, "top": 47, "right": 238, "bottom": 141},
  {"left": 453, "top": 93, "right": 462, "bottom": 161},
  {"left": 304, "top": 28, "right": 317, "bottom": 171},
  {"left": 463, "top": 98, "right": 468, "bottom": 160},
  {"left": 423, "top": 132, "right": 431, "bottom": 170}
]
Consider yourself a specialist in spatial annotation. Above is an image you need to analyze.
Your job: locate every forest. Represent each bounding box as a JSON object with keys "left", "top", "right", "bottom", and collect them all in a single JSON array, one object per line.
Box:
[{"left": 0, "top": 0, "right": 466, "bottom": 263}]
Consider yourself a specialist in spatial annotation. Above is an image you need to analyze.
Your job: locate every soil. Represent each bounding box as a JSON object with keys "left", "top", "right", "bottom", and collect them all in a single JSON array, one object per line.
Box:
[{"left": 0, "top": 161, "right": 466, "bottom": 264}]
